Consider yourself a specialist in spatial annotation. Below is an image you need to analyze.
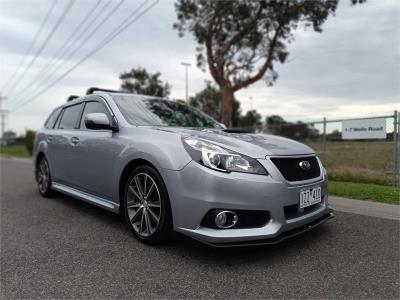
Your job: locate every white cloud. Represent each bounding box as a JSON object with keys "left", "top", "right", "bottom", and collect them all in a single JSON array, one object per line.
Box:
[{"left": 0, "top": 0, "right": 398, "bottom": 134}]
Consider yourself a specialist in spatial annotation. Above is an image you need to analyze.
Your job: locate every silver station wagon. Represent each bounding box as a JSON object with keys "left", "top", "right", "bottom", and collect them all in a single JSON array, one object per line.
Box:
[{"left": 33, "top": 87, "right": 333, "bottom": 247}]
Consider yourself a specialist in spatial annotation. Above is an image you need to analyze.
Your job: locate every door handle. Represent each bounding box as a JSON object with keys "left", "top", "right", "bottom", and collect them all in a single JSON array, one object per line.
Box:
[
  {"left": 70, "top": 136, "right": 80, "bottom": 145},
  {"left": 47, "top": 135, "right": 53, "bottom": 142}
]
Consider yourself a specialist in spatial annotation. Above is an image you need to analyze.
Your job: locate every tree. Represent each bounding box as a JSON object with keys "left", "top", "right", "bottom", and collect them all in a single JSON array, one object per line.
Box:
[
  {"left": 25, "top": 130, "right": 36, "bottom": 155},
  {"left": 189, "top": 81, "right": 242, "bottom": 125},
  {"left": 174, "top": 0, "right": 339, "bottom": 126},
  {"left": 265, "top": 115, "right": 319, "bottom": 140},
  {"left": 327, "top": 129, "right": 342, "bottom": 141},
  {"left": 238, "top": 110, "right": 263, "bottom": 132},
  {"left": 189, "top": 81, "right": 221, "bottom": 120},
  {"left": 120, "top": 67, "right": 171, "bottom": 97}
]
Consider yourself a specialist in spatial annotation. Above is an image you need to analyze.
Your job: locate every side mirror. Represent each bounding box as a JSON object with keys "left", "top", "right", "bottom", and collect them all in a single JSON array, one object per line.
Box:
[{"left": 84, "top": 113, "right": 117, "bottom": 131}]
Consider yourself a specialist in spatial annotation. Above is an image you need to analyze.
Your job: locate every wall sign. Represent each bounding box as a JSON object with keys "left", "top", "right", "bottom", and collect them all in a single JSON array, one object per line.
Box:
[{"left": 342, "top": 118, "right": 386, "bottom": 140}]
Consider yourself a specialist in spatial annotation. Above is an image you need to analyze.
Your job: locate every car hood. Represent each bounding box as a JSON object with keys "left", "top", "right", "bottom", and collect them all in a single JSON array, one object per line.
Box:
[{"left": 154, "top": 127, "right": 315, "bottom": 158}]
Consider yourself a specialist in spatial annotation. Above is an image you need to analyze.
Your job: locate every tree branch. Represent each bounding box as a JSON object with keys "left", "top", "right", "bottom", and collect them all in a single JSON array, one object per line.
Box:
[
  {"left": 218, "top": 3, "right": 263, "bottom": 60},
  {"left": 232, "top": 24, "right": 282, "bottom": 92},
  {"left": 205, "top": 10, "right": 222, "bottom": 85}
]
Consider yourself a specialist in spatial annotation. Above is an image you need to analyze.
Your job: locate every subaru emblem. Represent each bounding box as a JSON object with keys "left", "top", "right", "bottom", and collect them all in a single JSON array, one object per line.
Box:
[{"left": 299, "top": 161, "right": 311, "bottom": 171}]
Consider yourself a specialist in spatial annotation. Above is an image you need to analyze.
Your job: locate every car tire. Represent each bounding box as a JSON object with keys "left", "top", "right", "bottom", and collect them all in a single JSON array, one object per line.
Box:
[
  {"left": 36, "top": 156, "right": 54, "bottom": 197},
  {"left": 123, "top": 165, "right": 172, "bottom": 245}
]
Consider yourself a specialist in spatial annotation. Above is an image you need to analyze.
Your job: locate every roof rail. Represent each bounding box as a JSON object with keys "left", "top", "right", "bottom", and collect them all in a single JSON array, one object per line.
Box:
[
  {"left": 67, "top": 95, "right": 79, "bottom": 102},
  {"left": 86, "top": 87, "right": 121, "bottom": 95}
]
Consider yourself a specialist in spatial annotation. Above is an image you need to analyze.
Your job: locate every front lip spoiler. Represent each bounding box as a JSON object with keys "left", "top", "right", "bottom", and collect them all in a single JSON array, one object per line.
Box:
[{"left": 200, "top": 211, "right": 334, "bottom": 248}]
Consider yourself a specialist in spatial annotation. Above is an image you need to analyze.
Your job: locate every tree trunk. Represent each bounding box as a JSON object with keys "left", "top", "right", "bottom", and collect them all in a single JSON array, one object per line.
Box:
[{"left": 220, "top": 85, "right": 235, "bottom": 127}]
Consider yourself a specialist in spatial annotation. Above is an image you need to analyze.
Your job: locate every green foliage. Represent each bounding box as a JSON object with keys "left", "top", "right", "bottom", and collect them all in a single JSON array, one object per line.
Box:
[
  {"left": 329, "top": 181, "right": 399, "bottom": 205},
  {"left": 120, "top": 67, "right": 171, "bottom": 97},
  {"left": 189, "top": 81, "right": 222, "bottom": 120},
  {"left": 238, "top": 110, "right": 262, "bottom": 132},
  {"left": 24, "top": 130, "right": 36, "bottom": 155},
  {"left": 266, "top": 115, "right": 319, "bottom": 140}
]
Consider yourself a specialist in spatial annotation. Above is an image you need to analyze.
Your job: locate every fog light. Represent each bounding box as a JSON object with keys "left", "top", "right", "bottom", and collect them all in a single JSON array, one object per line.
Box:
[{"left": 215, "top": 211, "right": 238, "bottom": 229}]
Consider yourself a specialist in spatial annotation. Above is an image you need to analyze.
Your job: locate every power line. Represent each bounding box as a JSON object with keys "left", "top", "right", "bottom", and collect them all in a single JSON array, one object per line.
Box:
[
  {"left": 1, "top": 0, "right": 57, "bottom": 92},
  {"left": 11, "top": 0, "right": 103, "bottom": 99},
  {"left": 12, "top": 0, "right": 119, "bottom": 104},
  {"left": 6, "top": 0, "right": 75, "bottom": 96},
  {"left": 12, "top": 0, "right": 148, "bottom": 109},
  {"left": 12, "top": 0, "right": 158, "bottom": 112}
]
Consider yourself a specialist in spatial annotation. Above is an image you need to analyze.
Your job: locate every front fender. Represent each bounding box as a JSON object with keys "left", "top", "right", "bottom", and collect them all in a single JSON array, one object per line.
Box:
[{"left": 111, "top": 134, "right": 192, "bottom": 204}]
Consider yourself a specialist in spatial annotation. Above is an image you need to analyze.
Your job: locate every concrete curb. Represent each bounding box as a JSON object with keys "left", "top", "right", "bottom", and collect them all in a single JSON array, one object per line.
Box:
[{"left": 330, "top": 196, "right": 400, "bottom": 221}]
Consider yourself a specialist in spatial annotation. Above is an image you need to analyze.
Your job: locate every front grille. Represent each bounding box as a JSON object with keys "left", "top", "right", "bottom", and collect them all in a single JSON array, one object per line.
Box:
[{"left": 270, "top": 156, "right": 320, "bottom": 181}]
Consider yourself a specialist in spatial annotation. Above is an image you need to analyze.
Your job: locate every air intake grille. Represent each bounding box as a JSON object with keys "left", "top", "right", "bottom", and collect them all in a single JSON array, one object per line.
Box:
[{"left": 270, "top": 156, "right": 320, "bottom": 181}]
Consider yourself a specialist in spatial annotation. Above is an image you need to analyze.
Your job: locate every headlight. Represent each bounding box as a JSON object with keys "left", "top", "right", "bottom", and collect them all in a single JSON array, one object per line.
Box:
[
  {"left": 183, "top": 137, "right": 268, "bottom": 175},
  {"left": 317, "top": 156, "right": 327, "bottom": 178}
]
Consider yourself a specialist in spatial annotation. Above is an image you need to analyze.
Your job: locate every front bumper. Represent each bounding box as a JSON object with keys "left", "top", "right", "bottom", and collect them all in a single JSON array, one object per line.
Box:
[
  {"left": 161, "top": 157, "right": 333, "bottom": 246},
  {"left": 193, "top": 212, "right": 333, "bottom": 247}
]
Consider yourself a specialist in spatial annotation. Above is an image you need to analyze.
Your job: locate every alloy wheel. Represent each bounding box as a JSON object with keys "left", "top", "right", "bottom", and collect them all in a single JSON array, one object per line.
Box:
[
  {"left": 38, "top": 159, "right": 50, "bottom": 194},
  {"left": 126, "top": 173, "right": 161, "bottom": 237}
]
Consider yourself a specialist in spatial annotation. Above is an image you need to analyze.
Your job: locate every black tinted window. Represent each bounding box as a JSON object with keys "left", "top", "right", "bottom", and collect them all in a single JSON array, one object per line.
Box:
[
  {"left": 58, "top": 104, "right": 82, "bottom": 129},
  {"left": 45, "top": 108, "right": 61, "bottom": 129},
  {"left": 80, "top": 101, "right": 110, "bottom": 129}
]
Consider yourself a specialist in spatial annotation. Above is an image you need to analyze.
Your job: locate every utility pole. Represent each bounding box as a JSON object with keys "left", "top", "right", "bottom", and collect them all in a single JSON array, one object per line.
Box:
[
  {"left": 250, "top": 96, "right": 253, "bottom": 110},
  {"left": 0, "top": 94, "right": 8, "bottom": 143},
  {"left": 181, "top": 62, "right": 191, "bottom": 102}
]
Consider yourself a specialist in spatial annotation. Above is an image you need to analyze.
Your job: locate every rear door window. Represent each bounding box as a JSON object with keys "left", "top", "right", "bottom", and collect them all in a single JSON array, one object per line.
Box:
[
  {"left": 45, "top": 108, "right": 61, "bottom": 129},
  {"left": 58, "top": 104, "right": 82, "bottom": 129}
]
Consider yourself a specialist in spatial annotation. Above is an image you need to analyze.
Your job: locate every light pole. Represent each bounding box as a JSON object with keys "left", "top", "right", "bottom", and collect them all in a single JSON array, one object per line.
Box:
[
  {"left": 181, "top": 62, "right": 191, "bottom": 102},
  {"left": 0, "top": 94, "right": 7, "bottom": 143}
]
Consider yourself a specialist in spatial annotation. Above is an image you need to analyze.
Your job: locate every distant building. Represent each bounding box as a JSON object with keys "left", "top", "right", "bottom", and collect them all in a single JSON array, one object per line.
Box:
[{"left": 1, "top": 130, "right": 17, "bottom": 146}]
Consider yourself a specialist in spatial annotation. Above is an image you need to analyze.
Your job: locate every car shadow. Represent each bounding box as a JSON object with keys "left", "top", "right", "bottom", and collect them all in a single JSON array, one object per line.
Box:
[{"left": 47, "top": 189, "right": 333, "bottom": 265}]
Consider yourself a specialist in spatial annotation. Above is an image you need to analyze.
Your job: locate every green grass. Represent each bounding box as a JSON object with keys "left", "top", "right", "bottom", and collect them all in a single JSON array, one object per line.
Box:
[
  {"left": 0, "top": 145, "right": 30, "bottom": 158},
  {"left": 329, "top": 181, "right": 400, "bottom": 205},
  {"left": 306, "top": 140, "right": 395, "bottom": 186}
]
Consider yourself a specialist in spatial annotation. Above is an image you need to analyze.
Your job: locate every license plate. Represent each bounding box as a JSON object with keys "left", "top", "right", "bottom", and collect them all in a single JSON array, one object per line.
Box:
[{"left": 299, "top": 187, "right": 322, "bottom": 208}]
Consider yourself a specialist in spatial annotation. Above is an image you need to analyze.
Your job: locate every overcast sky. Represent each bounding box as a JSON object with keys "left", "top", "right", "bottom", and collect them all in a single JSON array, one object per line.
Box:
[{"left": 0, "top": 0, "right": 399, "bottom": 134}]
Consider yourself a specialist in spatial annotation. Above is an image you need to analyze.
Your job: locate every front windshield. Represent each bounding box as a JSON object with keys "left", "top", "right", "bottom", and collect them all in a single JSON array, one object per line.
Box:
[{"left": 113, "top": 95, "right": 222, "bottom": 128}]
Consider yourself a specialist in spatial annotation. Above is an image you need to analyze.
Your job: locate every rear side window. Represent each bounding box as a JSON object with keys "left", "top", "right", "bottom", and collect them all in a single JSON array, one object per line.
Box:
[
  {"left": 58, "top": 104, "right": 82, "bottom": 129},
  {"left": 80, "top": 101, "right": 111, "bottom": 129},
  {"left": 45, "top": 108, "right": 61, "bottom": 129}
]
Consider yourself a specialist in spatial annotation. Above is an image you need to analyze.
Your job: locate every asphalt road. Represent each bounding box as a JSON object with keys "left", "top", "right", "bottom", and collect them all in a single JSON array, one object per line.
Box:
[{"left": 1, "top": 157, "right": 399, "bottom": 299}]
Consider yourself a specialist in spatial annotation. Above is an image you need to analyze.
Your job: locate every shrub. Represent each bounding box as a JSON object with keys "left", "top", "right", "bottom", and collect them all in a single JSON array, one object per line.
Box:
[{"left": 25, "top": 130, "right": 36, "bottom": 155}]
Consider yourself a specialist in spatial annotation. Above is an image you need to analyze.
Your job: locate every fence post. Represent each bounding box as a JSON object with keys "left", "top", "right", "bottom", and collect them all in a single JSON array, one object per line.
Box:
[
  {"left": 322, "top": 117, "right": 327, "bottom": 161},
  {"left": 392, "top": 110, "right": 399, "bottom": 187}
]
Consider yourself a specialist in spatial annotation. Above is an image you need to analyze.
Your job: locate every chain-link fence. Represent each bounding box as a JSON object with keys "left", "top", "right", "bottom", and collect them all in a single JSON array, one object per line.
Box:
[{"left": 261, "top": 111, "right": 399, "bottom": 187}]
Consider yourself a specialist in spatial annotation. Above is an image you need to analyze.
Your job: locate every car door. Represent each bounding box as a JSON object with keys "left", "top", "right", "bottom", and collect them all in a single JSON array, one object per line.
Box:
[
  {"left": 50, "top": 103, "right": 83, "bottom": 186},
  {"left": 70, "top": 97, "right": 121, "bottom": 200}
]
